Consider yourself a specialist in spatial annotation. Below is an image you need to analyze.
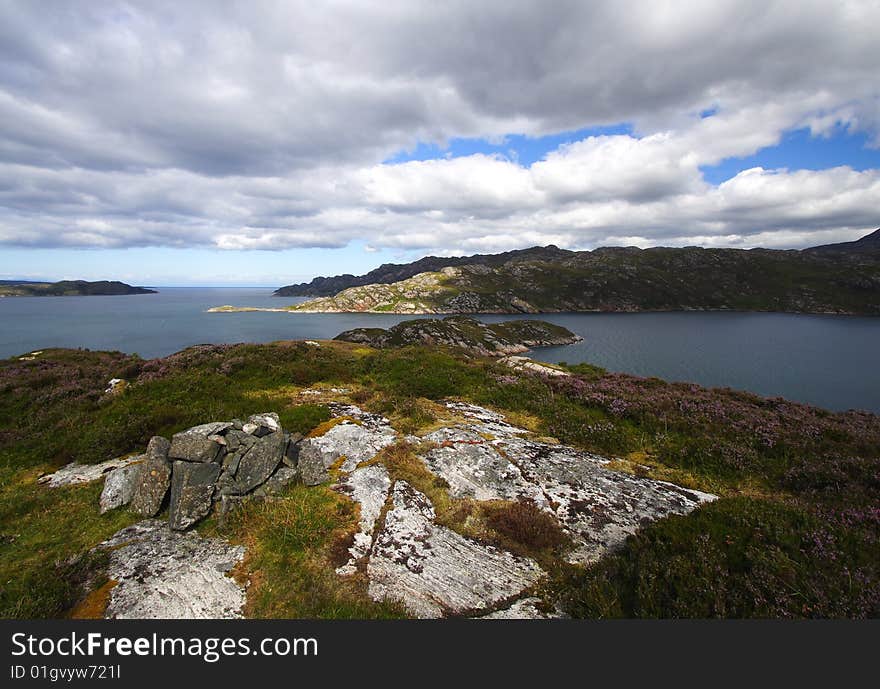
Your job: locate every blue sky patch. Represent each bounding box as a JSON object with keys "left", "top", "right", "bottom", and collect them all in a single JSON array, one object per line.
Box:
[
  {"left": 700, "top": 125, "right": 880, "bottom": 185},
  {"left": 384, "top": 123, "right": 634, "bottom": 167}
]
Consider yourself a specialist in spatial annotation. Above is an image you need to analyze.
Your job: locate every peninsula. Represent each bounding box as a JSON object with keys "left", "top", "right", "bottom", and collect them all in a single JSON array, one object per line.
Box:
[
  {"left": 213, "top": 230, "right": 880, "bottom": 315},
  {"left": 0, "top": 280, "right": 156, "bottom": 297}
]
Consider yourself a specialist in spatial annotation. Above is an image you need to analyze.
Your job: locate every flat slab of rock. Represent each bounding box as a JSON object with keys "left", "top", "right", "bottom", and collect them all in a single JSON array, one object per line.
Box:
[
  {"left": 422, "top": 427, "right": 546, "bottom": 505},
  {"left": 99, "top": 461, "right": 143, "bottom": 514},
  {"left": 38, "top": 454, "right": 144, "bottom": 488},
  {"left": 498, "top": 435, "right": 715, "bottom": 563},
  {"left": 97, "top": 520, "right": 245, "bottom": 619},
  {"left": 168, "top": 461, "right": 221, "bottom": 530},
  {"left": 333, "top": 464, "right": 391, "bottom": 574},
  {"left": 476, "top": 597, "right": 564, "bottom": 619},
  {"left": 499, "top": 356, "right": 571, "bottom": 377},
  {"left": 299, "top": 414, "right": 396, "bottom": 485},
  {"left": 169, "top": 430, "right": 224, "bottom": 463},
  {"left": 367, "top": 481, "right": 544, "bottom": 618},
  {"left": 417, "top": 402, "right": 717, "bottom": 565}
]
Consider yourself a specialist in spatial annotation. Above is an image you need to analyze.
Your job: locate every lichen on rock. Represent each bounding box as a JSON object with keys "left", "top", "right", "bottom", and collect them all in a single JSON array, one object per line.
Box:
[{"left": 96, "top": 520, "right": 246, "bottom": 619}]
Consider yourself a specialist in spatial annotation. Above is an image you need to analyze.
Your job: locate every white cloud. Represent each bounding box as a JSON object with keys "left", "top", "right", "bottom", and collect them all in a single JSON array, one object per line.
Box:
[{"left": 0, "top": 1, "right": 877, "bottom": 257}]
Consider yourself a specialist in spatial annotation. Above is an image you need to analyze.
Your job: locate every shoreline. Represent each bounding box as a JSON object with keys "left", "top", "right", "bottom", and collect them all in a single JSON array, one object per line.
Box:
[{"left": 207, "top": 304, "right": 877, "bottom": 317}]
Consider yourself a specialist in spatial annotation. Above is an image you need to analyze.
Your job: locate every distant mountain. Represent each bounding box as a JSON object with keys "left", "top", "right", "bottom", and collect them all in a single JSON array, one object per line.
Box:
[
  {"left": 0, "top": 280, "right": 157, "bottom": 297},
  {"left": 805, "top": 228, "right": 880, "bottom": 254},
  {"left": 277, "top": 229, "right": 880, "bottom": 315},
  {"left": 273, "top": 245, "right": 572, "bottom": 296}
]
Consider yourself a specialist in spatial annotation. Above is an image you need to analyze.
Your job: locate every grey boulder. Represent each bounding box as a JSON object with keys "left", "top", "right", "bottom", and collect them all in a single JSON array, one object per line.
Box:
[
  {"left": 99, "top": 460, "right": 144, "bottom": 514},
  {"left": 233, "top": 431, "right": 284, "bottom": 493},
  {"left": 168, "top": 422, "right": 233, "bottom": 463},
  {"left": 130, "top": 436, "right": 172, "bottom": 517},
  {"left": 168, "top": 461, "right": 221, "bottom": 530},
  {"left": 297, "top": 441, "right": 331, "bottom": 486},
  {"left": 253, "top": 466, "right": 299, "bottom": 498}
]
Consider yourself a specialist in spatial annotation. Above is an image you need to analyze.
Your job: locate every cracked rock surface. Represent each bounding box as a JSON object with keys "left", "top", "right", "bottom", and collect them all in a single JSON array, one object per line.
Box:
[
  {"left": 420, "top": 402, "right": 717, "bottom": 564},
  {"left": 309, "top": 399, "right": 718, "bottom": 616},
  {"left": 97, "top": 520, "right": 246, "bottom": 619},
  {"left": 298, "top": 404, "right": 397, "bottom": 485},
  {"left": 38, "top": 454, "right": 144, "bottom": 488},
  {"left": 367, "top": 481, "right": 545, "bottom": 618},
  {"left": 333, "top": 464, "right": 392, "bottom": 575}
]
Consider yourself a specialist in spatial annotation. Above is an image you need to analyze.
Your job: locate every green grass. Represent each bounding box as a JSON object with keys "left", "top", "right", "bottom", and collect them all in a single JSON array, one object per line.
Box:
[
  {"left": 0, "top": 466, "right": 136, "bottom": 618},
  {"left": 211, "top": 484, "right": 405, "bottom": 619},
  {"left": 1, "top": 339, "right": 878, "bottom": 618},
  {"left": 556, "top": 497, "right": 880, "bottom": 618}
]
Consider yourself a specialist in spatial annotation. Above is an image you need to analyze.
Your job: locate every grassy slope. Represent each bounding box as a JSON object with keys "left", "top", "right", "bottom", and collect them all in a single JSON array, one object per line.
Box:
[{"left": 1, "top": 341, "right": 878, "bottom": 618}]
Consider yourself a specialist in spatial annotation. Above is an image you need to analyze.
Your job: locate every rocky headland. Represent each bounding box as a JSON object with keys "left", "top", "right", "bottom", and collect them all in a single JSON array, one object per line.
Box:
[
  {"left": 266, "top": 229, "right": 880, "bottom": 315},
  {"left": 0, "top": 280, "right": 156, "bottom": 297},
  {"left": 334, "top": 316, "right": 581, "bottom": 356}
]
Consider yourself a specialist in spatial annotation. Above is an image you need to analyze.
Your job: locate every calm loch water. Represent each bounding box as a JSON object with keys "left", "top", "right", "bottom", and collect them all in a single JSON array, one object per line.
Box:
[{"left": 1, "top": 288, "right": 878, "bottom": 413}]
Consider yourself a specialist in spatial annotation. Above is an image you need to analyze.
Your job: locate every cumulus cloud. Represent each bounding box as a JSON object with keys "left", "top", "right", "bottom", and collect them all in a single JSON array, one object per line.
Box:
[{"left": 0, "top": 0, "right": 878, "bottom": 257}]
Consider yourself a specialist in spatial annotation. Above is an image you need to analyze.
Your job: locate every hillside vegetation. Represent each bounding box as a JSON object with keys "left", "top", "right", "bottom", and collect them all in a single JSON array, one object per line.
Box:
[
  {"left": 334, "top": 315, "right": 581, "bottom": 355},
  {"left": 0, "top": 280, "right": 156, "bottom": 297},
  {"left": 1, "top": 339, "right": 878, "bottom": 618},
  {"left": 277, "top": 230, "right": 880, "bottom": 315}
]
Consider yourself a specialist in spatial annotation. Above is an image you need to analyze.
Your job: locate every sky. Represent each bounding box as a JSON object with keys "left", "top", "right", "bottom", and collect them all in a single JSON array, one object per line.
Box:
[{"left": 0, "top": 1, "right": 879, "bottom": 286}]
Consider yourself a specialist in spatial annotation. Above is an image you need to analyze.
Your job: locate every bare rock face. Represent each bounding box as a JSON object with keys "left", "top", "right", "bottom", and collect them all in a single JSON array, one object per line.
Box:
[
  {"left": 252, "top": 466, "right": 299, "bottom": 498},
  {"left": 168, "top": 424, "right": 227, "bottom": 463},
  {"left": 333, "top": 465, "right": 391, "bottom": 574},
  {"left": 367, "top": 481, "right": 545, "bottom": 618},
  {"left": 99, "top": 461, "right": 143, "bottom": 514},
  {"left": 476, "top": 597, "right": 563, "bottom": 619},
  {"left": 98, "top": 520, "right": 245, "bottom": 619},
  {"left": 419, "top": 402, "right": 717, "bottom": 565},
  {"left": 299, "top": 406, "right": 397, "bottom": 485},
  {"left": 168, "top": 461, "right": 221, "bottom": 531},
  {"left": 38, "top": 454, "right": 144, "bottom": 488},
  {"left": 422, "top": 427, "right": 545, "bottom": 505},
  {"left": 130, "top": 436, "right": 172, "bottom": 517},
  {"left": 233, "top": 430, "right": 284, "bottom": 493}
]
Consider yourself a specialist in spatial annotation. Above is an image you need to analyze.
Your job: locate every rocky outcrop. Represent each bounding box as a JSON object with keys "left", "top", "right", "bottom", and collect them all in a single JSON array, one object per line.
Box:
[
  {"left": 499, "top": 355, "right": 571, "bottom": 377},
  {"left": 313, "top": 401, "right": 715, "bottom": 616},
  {"left": 130, "top": 436, "right": 172, "bottom": 517},
  {"left": 99, "top": 461, "right": 143, "bottom": 514},
  {"left": 298, "top": 406, "right": 397, "bottom": 485},
  {"left": 38, "top": 454, "right": 145, "bottom": 488},
  {"left": 289, "top": 268, "right": 459, "bottom": 314},
  {"left": 53, "top": 399, "right": 717, "bottom": 619},
  {"left": 422, "top": 401, "right": 716, "bottom": 564},
  {"left": 367, "top": 481, "right": 545, "bottom": 618},
  {"left": 97, "top": 520, "right": 245, "bottom": 619},
  {"left": 335, "top": 316, "right": 582, "bottom": 356},
  {"left": 42, "top": 412, "right": 307, "bottom": 532}
]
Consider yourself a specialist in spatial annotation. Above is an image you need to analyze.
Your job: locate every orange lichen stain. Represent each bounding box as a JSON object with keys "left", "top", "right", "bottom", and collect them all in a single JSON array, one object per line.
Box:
[
  {"left": 306, "top": 417, "right": 360, "bottom": 438},
  {"left": 69, "top": 579, "right": 118, "bottom": 619}
]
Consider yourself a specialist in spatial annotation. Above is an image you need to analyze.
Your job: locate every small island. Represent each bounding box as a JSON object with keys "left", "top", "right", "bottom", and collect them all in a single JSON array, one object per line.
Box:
[
  {"left": 334, "top": 315, "right": 582, "bottom": 356},
  {"left": 0, "top": 280, "right": 157, "bottom": 297}
]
